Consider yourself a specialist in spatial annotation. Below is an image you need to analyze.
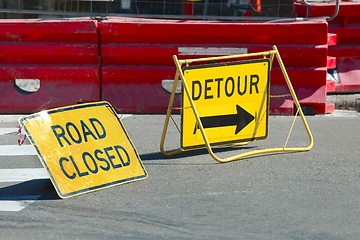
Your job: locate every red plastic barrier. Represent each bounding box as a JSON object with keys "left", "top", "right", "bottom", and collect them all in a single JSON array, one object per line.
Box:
[
  {"left": 100, "top": 17, "right": 333, "bottom": 115},
  {"left": 0, "top": 17, "right": 334, "bottom": 115},
  {"left": 0, "top": 19, "right": 99, "bottom": 113},
  {"left": 294, "top": 1, "right": 360, "bottom": 93}
]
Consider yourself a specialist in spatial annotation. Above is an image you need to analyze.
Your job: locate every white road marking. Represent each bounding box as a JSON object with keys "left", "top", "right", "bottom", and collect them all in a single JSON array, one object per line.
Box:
[
  {"left": 0, "top": 168, "right": 48, "bottom": 182},
  {"left": 0, "top": 128, "right": 18, "bottom": 136},
  {"left": 119, "top": 114, "right": 133, "bottom": 119},
  {"left": 0, "top": 118, "right": 40, "bottom": 212},
  {"left": 0, "top": 168, "right": 48, "bottom": 212},
  {"left": 0, "top": 145, "right": 35, "bottom": 156},
  {"left": 0, "top": 115, "right": 23, "bottom": 123},
  {"left": 0, "top": 196, "right": 41, "bottom": 212},
  {"left": 0, "top": 114, "right": 130, "bottom": 124},
  {"left": 0, "top": 114, "right": 131, "bottom": 122}
]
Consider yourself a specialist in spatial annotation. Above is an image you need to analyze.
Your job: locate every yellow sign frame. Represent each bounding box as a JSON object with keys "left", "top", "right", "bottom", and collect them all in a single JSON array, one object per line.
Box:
[{"left": 160, "top": 46, "right": 314, "bottom": 163}]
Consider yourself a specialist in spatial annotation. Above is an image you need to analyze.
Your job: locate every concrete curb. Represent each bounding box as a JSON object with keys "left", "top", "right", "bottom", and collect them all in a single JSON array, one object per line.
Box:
[{"left": 327, "top": 94, "right": 360, "bottom": 112}]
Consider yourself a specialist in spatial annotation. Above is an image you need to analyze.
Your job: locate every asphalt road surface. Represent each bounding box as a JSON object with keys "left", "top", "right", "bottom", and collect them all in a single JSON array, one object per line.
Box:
[{"left": 0, "top": 110, "right": 360, "bottom": 240}]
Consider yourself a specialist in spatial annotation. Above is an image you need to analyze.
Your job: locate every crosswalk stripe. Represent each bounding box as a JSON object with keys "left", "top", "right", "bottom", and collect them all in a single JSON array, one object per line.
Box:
[
  {"left": 0, "top": 196, "right": 41, "bottom": 212},
  {"left": 0, "top": 168, "right": 48, "bottom": 182},
  {"left": 0, "top": 168, "right": 48, "bottom": 212},
  {"left": 0, "top": 128, "right": 18, "bottom": 135},
  {"left": 0, "top": 115, "right": 22, "bottom": 123},
  {"left": 0, "top": 145, "right": 35, "bottom": 156}
]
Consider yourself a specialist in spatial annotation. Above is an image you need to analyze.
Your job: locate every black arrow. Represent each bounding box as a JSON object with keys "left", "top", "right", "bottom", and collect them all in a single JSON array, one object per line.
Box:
[{"left": 193, "top": 105, "right": 254, "bottom": 135}]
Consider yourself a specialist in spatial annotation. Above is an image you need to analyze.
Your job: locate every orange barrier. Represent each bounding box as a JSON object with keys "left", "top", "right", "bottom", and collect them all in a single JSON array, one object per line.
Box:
[
  {"left": 294, "top": 1, "right": 360, "bottom": 93},
  {"left": 0, "top": 17, "right": 334, "bottom": 115},
  {"left": 100, "top": 17, "right": 333, "bottom": 115},
  {"left": 0, "top": 19, "right": 100, "bottom": 113}
]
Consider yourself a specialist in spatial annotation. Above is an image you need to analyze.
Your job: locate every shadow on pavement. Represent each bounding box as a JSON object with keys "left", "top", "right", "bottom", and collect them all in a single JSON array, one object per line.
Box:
[
  {"left": 0, "top": 179, "right": 60, "bottom": 201},
  {"left": 140, "top": 145, "right": 256, "bottom": 161}
]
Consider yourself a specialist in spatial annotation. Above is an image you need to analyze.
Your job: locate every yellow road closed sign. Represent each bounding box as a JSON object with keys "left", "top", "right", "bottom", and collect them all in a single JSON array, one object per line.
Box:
[
  {"left": 19, "top": 101, "right": 147, "bottom": 198},
  {"left": 182, "top": 59, "right": 270, "bottom": 149}
]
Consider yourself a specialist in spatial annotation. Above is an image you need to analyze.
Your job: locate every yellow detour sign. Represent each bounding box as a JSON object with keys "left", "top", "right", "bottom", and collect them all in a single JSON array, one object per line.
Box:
[
  {"left": 182, "top": 59, "right": 270, "bottom": 149},
  {"left": 19, "top": 101, "right": 147, "bottom": 198}
]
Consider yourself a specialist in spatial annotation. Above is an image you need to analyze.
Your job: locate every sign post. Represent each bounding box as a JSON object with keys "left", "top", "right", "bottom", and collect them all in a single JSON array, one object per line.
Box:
[
  {"left": 19, "top": 101, "right": 148, "bottom": 198},
  {"left": 160, "top": 45, "right": 314, "bottom": 162}
]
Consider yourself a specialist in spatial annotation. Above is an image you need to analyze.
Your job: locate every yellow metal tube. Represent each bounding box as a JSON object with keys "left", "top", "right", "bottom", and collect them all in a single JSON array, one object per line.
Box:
[
  {"left": 160, "top": 64, "right": 184, "bottom": 157},
  {"left": 160, "top": 46, "right": 314, "bottom": 163},
  {"left": 181, "top": 50, "right": 277, "bottom": 65},
  {"left": 273, "top": 45, "right": 314, "bottom": 151}
]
